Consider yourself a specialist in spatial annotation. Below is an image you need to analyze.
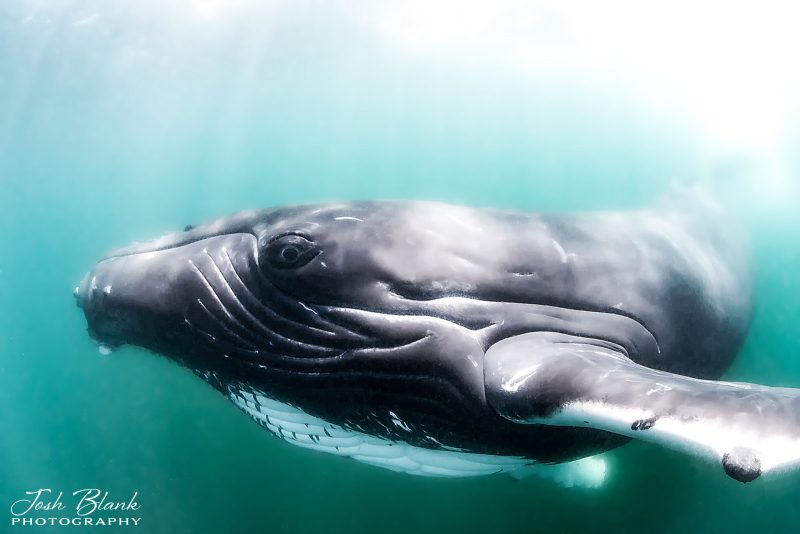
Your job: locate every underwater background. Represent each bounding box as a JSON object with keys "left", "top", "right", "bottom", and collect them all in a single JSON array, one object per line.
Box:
[{"left": 1, "top": 1, "right": 800, "bottom": 532}]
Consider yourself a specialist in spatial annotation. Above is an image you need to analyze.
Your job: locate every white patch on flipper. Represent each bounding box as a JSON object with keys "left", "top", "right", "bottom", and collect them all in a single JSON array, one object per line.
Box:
[
  {"left": 501, "top": 364, "right": 542, "bottom": 393},
  {"left": 225, "top": 384, "right": 607, "bottom": 485},
  {"left": 538, "top": 400, "right": 800, "bottom": 476}
]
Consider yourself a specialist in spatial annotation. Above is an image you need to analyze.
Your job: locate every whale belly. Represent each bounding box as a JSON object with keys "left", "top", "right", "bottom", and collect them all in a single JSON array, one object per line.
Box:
[{"left": 225, "top": 382, "right": 607, "bottom": 486}]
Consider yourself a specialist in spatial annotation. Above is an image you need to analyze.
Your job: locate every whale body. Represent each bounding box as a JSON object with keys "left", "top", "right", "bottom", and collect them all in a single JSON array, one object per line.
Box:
[{"left": 75, "top": 192, "right": 800, "bottom": 484}]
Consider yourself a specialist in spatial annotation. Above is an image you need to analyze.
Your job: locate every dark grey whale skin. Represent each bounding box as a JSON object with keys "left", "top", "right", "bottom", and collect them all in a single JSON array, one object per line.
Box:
[{"left": 75, "top": 193, "right": 752, "bottom": 464}]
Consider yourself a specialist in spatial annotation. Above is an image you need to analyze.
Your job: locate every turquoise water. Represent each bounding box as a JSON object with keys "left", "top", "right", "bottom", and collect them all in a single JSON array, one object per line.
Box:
[{"left": 2, "top": 2, "right": 800, "bottom": 532}]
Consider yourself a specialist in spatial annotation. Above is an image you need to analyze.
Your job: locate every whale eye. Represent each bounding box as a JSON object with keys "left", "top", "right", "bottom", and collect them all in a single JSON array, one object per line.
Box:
[
  {"left": 265, "top": 233, "right": 318, "bottom": 270},
  {"left": 281, "top": 245, "right": 300, "bottom": 262}
]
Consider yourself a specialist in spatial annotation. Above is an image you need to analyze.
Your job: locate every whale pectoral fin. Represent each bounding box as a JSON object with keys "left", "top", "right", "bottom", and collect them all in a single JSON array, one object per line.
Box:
[{"left": 484, "top": 332, "right": 800, "bottom": 483}]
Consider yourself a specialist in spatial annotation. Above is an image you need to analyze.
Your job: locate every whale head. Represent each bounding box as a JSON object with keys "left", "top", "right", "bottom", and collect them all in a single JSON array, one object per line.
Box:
[{"left": 74, "top": 202, "right": 560, "bottom": 412}]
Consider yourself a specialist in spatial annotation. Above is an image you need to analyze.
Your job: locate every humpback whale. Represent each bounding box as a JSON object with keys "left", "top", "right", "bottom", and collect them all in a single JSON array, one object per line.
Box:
[{"left": 75, "top": 190, "right": 796, "bottom": 484}]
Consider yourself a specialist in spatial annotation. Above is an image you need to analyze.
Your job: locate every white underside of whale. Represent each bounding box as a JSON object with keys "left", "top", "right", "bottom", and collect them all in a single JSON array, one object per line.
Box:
[{"left": 226, "top": 384, "right": 607, "bottom": 488}]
